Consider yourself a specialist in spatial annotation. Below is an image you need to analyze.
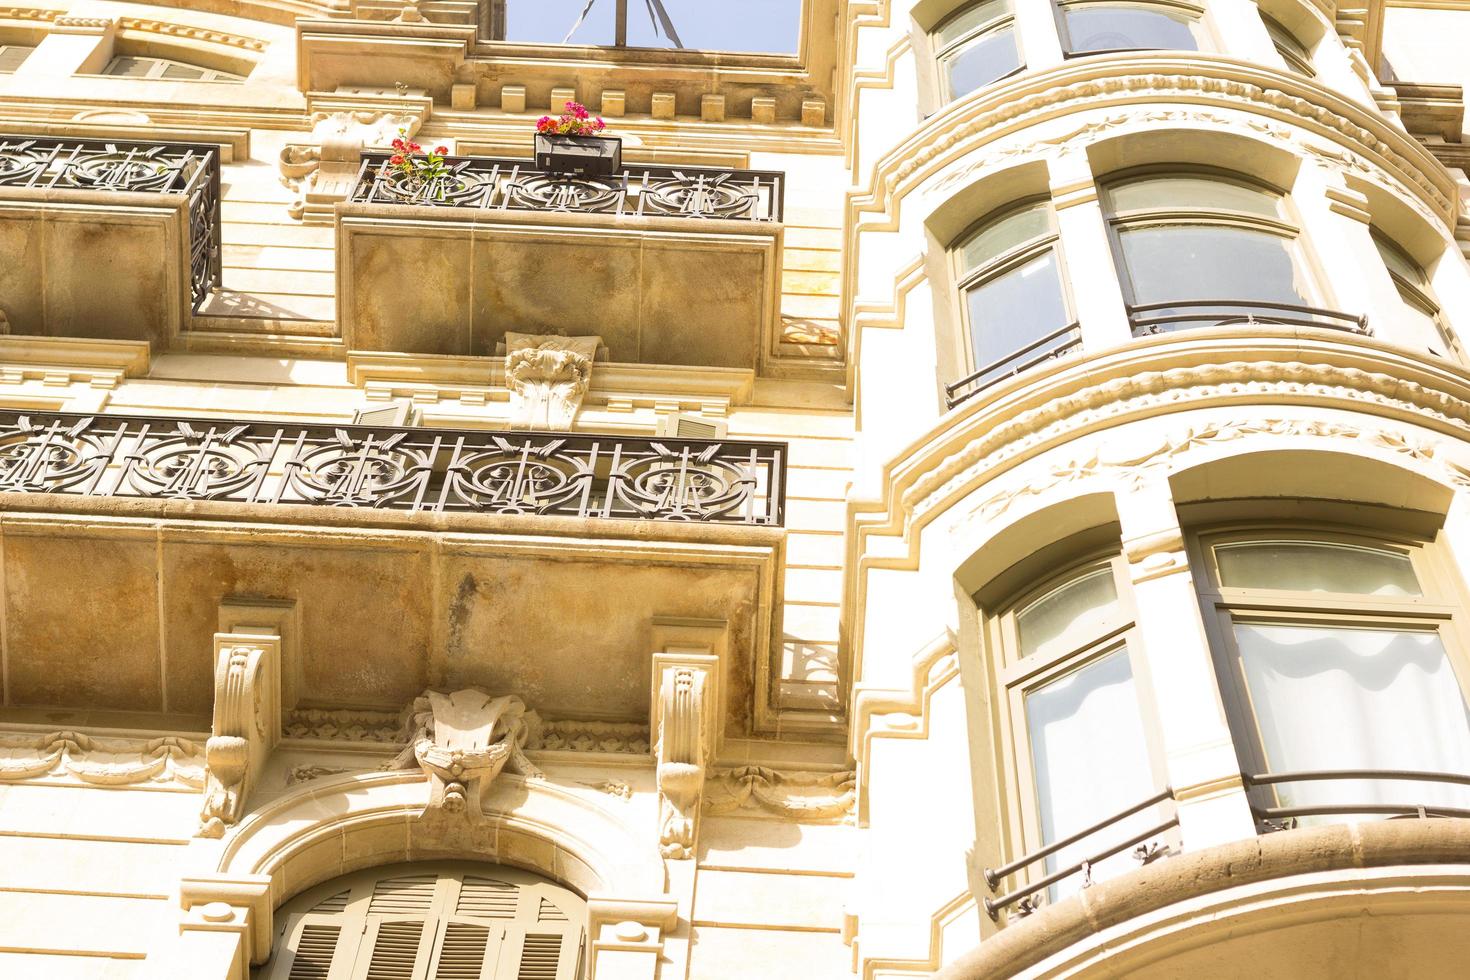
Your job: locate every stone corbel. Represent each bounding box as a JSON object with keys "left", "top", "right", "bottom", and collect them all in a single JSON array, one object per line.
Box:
[
  {"left": 505, "top": 332, "right": 603, "bottom": 430},
  {"left": 198, "top": 633, "right": 281, "bottom": 839},
  {"left": 177, "top": 874, "right": 273, "bottom": 977},
  {"left": 651, "top": 651, "right": 721, "bottom": 860},
  {"left": 385, "top": 689, "right": 542, "bottom": 816}
]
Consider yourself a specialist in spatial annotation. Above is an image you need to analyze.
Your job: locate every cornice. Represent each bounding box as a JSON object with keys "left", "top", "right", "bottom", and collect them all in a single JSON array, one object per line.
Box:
[{"left": 114, "top": 17, "right": 268, "bottom": 53}]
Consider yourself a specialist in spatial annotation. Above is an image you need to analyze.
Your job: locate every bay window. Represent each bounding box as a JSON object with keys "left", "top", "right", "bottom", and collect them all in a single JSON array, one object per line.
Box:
[
  {"left": 933, "top": 0, "right": 1023, "bottom": 101},
  {"left": 1057, "top": 0, "right": 1205, "bottom": 56},
  {"left": 1373, "top": 233, "right": 1458, "bottom": 357}
]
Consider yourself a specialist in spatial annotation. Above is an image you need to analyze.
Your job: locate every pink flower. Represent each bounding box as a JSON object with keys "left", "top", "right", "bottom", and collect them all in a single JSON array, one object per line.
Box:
[
  {"left": 389, "top": 154, "right": 405, "bottom": 165},
  {"left": 434, "top": 146, "right": 448, "bottom": 155}
]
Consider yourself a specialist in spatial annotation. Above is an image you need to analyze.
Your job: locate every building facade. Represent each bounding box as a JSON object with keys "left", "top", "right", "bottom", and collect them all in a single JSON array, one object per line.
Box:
[{"left": 0, "top": 0, "right": 1468, "bottom": 976}]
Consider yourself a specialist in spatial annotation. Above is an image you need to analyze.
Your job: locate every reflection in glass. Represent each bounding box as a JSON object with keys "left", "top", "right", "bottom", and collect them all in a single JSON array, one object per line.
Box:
[
  {"left": 945, "top": 28, "right": 1021, "bottom": 98},
  {"left": 1216, "top": 541, "right": 1421, "bottom": 597},
  {"left": 960, "top": 205, "right": 1055, "bottom": 273},
  {"left": 1235, "top": 622, "right": 1470, "bottom": 817},
  {"left": 1063, "top": 4, "right": 1199, "bottom": 54},
  {"left": 1017, "top": 567, "right": 1119, "bottom": 661},
  {"left": 503, "top": 0, "right": 802, "bottom": 54},
  {"left": 965, "top": 253, "right": 1071, "bottom": 383},
  {"left": 1109, "top": 177, "right": 1281, "bottom": 218}
]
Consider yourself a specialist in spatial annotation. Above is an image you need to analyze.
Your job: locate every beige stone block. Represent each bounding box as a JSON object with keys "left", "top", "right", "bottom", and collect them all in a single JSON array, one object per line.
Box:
[
  {"left": 0, "top": 784, "right": 199, "bottom": 842},
  {"left": 452, "top": 82, "right": 477, "bottom": 110},
  {"left": 693, "top": 868, "right": 848, "bottom": 930},
  {"left": 0, "top": 892, "right": 168, "bottom": 957},
  {"left": 651, "top": 91, "right": 677, "bottom": 119},
  {"left": 700, "top": 816, "right": 856, "bottom": 875},
  {"left": 501, "top": 84, "right": 526, "bottom": 113},
  {"left": 0, "top": 835, "right": 184, "bottom": 897},
  {"left": 345, "top": 227, "right": 474, "bottom": 357},
  {"left": 550, "top": 86, "right": 576, "bottom": 112},
  {"left": 637, "top": 243, "right": 765, "bottom": 368},
  {"left": 701, "top": 94, "right": 726, "bottom": 122},
  {"left": 750, "top": 97, "right": 777, "bottom": 123},
  {"left": 783, "top": 566, "right": 843, "bottom": 605},
  {"left": 497, "top": 826, "right": 557, "bottom": 878},
  {"left": 688, "top": 926, "right": 847, "bottom": 979},
  {"left": 801, "top": 98, "right": 827, "bottom": 127},
  {"left": 600, "top": 89, "right": 626, "bottom": 116},
  {"left": 0, "top": 952, "right": 144, "bottom": 979}
]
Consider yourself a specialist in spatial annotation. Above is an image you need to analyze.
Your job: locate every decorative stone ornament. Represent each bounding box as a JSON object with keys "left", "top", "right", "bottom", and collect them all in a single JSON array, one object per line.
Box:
[
  {"left": 652, "top": 654, "right": 719, "bottom": 859},
  {"left": 504, "top": 332, "right": 602, "bottom": 429},
  {"left": 386, "top": 689, "right": 543, "bottom": 815},
  {"left": 278, "top": 110, "right": 421, "bottom": 222},
  {"left": 199, "top": 632, "right": 282, "bottom": 838}
]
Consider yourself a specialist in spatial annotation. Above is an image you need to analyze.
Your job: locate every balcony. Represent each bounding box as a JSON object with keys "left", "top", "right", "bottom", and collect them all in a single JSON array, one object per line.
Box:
[
  {"left": 0, "top": 135, "right": 221, "bottom": 346},
  {"left": 1128, "top": 300, "right": 1370, "bottom": 336},
  {"left": 0, "top": 410, "right": 786, "bottom": 733},
  {"left": 337, "top": 154, "right": 785, "bottom": 371}
]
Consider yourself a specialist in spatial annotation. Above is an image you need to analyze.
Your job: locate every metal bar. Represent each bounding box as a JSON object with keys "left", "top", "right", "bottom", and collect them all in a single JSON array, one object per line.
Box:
[
  {"left": 946, "top": 324, "right": 1083, "bottom": 400},
  {"left": 983, "top": 787, "right": 1175, "bottom": 890},
  {"left": 1246, "top": 769, "right": 1470, "bottom": 787},
  {"left": 1256, "top": 803, "right": 1470, "bottom": 820}
]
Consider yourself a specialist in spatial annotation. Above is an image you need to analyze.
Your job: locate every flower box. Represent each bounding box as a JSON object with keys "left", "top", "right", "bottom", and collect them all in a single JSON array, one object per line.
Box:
[{"left": 534, "top": 133, "right": 622, "bottom": 177}]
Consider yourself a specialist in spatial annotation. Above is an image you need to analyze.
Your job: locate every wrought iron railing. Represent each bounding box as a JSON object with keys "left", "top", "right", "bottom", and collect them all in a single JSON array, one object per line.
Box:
[
  {"left": 946, "top": 323, "right": 1083, "bottom": 408},
  {"left": 1245, "top": 769, "right": 1470, "bottom": 829},
  {"left": 981, "top": 788, "right": 1178, "bottom": 921},
  {"left": 350, "top": 153, "right": 784, "bottom": 222},
  {"left": 0, "top": 135, "right": 222, "bottom": 310},
  {"left": 1128, "top": 300, "right": 1369, "bottom": 336},
  {"left": 0, "top": 411, "right": 786, "bottom": 525}
]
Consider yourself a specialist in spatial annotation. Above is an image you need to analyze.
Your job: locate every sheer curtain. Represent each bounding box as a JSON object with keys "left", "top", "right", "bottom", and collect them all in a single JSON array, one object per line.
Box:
[
  {"left": 1026, "top": 648, "right": 1163, "bottom": 898},
  {"left": 1236, "top": 622, "right": 1470, "bottom": 816}
]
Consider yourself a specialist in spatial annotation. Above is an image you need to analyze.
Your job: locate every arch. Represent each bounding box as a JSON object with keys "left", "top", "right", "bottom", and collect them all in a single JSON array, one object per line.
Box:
[
  {"left": 954, "top": 491, "right": 1120, "bottom": 599},
  {"left": 1084, "top": 125, "right": 1303, "bottom": 191}
]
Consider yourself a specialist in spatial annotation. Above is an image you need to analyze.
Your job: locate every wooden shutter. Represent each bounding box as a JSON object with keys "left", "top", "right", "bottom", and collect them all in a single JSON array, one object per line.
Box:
[
  {"left": 350, "top": 917, "right": 436, "bottom": 980},
  {"left": 354, "top": 401, "right": 419, "bottom": 426},
  {"left": 657, "top": 414, "right": 727, "bottom": 439},
  {"left": 426, "top": 918, "right": 510, "bottom": 979},
  {"left": 266, "top": 913, "right": 364, "bottom": 980},
  {"left": 495, "top": 925, "right": 580, "bottom": 980},
  {"left": 0, "top": 45, "right": 34, "bottom": 73}
]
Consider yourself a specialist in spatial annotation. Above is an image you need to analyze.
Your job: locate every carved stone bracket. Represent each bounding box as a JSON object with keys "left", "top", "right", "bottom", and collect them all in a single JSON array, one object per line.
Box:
[
  {"left": 505, "top": 332, "right": 602, "bottom": 429},
  {"left": 385, "top": 689, "right": 542, "bottom": 816},
  {"left": 652, "top": 652, "right": 721, "bottom": 860},
  {"left": 704, "top": 766, "right": 857, "bottom": 821},
  {"left": 198, "top": 632, "right": 281, "bottom": 839},
  {"left": 279, "top": 110, "right": 422, "bottom": 222}
]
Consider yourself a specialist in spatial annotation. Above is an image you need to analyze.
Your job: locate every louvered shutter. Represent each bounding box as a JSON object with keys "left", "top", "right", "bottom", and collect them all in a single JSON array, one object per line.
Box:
[
  {"left": 350, "top": 917, "right": 436, "bottom": 980},
  {"left": 494, "top": 925, "right": 580, "bottom": 980},
  {"left": 354, "top": 401, "right": 419, "bottom": 426},
  {"left": 425, "top": 917, "right": 509, "bottom": 979},
  {"left": 103, "top": 56, "right": 154, "bottom": 78},
  {"left": 656, "top": 414, "right": 728, "bottom": 439},
  {"left": 268, "top": 913, "right": 364, "bottom": 980},
  {"left": 0, "top": 45, "right": 34, "bottom": 73}
]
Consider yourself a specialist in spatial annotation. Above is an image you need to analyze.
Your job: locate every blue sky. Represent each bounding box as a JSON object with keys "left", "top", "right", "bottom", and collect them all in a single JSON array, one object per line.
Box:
[{"left": 505, "top": 0, "right": 801, "bottom": 54}]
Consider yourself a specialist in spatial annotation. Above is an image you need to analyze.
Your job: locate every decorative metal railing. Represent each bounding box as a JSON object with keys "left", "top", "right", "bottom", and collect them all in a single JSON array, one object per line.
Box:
[
  {"left": 0, "top": 135, "right": 222, "bottom": 310},
  {"left": 1245, "top": 769, "right": 1470, "bottom": 830},
  {"left": 1128, "top": 300, "right": 1369, "bottom": 336},
  {"left": 350, "top": 153, "right": 784, "bottom": 222},
  {"left": 0, "top": 411, "right": 786, "bottom": 525},
  {"left": 946, "top": 322, "right": 1083, "bottom": 408},
  {"left": 981, "top": 788, "right": 1179, "bottom": 921}
]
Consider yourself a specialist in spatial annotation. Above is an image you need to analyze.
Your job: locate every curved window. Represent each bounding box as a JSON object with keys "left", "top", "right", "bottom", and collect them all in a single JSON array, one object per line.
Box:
[
  {"left": 934, "top": 0, "right": 1023, "bottom": 101},
  {"left": 102, "top": 55, "right": 244, "bottom": 82},
  {"left": 261, "top": 862, "right": 585, "bottom": 979},
  {"left": 1374, "top": 233, "right": 1457, "bottom": 356},
  {"left": 1058, "top": 1, "right": 1204, "bottom": 56},
  {"left": 1261, "top": 13, "right": 1315, "bottom": 76},
  {"left": 1194, "top": 528, "right": 1470, "bottom": 828},
  {"left": 949, "top": 202, "right": 1077, "bottom": 405},
  {"left": 987, "top": 557, "right": 1173, "bottom": 909},
  {"left": 1102, "top": 173, "right": 1351, "bottom": 335}
]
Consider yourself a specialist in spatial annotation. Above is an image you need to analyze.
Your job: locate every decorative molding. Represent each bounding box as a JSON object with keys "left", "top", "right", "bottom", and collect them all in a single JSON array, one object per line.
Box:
[
  {"left": 280, "top": 110, "right": 419, "bottom": 221},
  {"left": 199, "top": 633, "right": 282, "bottom": 838},
  {"left": 704, "top": 766, "right": 857, "bottom": 821},
  {"left": 114, "top": 17, "right": 267, "bottom": 52},
  {"left": 505, "top": 333, "right": 601, "bottom": 430},
  {"left": 285, "top": 763, "right": 356, "bottom": 785},
  {"left": 652, "top": 654, "right": 718, "bottom": 860},
  {"left": 0, "top": 8, "right": 63, "bottom": 24},
  {"left": 0, "top": 730, "right": 205, "bottom": 788},
  {"left": 384, "top": 689, "right": 542, "bottom": 815},
  {"left": 282, "top": 707, "right": 401, "bottom": 742},
  {"left": 0, "top": 336, "right": 150, "bottom": 390},
  {"left": 51, "top": 14, "right": 113, "bottom": 33},
  {"left": 538, "top": 720, "right": 651, "bottom": 755},
  {"left": 279, "top": 706, "right": 653, "bottom": 754}
]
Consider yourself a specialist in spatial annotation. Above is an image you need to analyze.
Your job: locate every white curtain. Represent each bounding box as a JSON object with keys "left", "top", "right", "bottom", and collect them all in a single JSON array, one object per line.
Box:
[
  {"left": 1236, "top": 622, "right": 1470, "bottom": 818},
  {"left": 1025, "top": 648, "right": 1163, "bottom": 899}
]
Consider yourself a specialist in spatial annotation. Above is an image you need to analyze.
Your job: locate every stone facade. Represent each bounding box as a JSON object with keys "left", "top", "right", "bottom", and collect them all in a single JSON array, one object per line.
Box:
[{"left": 0, "top": 0, "right": 1468, "bottom": 977}]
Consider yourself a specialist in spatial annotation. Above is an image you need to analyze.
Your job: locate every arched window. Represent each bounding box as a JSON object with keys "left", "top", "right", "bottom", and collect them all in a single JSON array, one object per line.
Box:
[
  {"left": 932, "top": 0, "right": 1023, "bottom": 101},
  {"left": 984, "top": 556, "right": 1173, "bottom": 910},
  {"left": 1261, "top": 13, "right": 1315, "bottom": 76},
  {"left": 1101, "top": 172, "right": 1357, "bottom": 335},
  {"left": 102, "top": 55, "right": 244, "bottom": 82},
  {"left": 1373, "top": 232, "right": 1457, "bottom": 356},
  {"left": 1192, "top": 527, "right": 1470, "bottom": 829},
  {"left": 948, "top": 201, "right": 1077, "bottom": 405},
  {"left": 1056, "top": 0, "right": 1205, "bottom": 56},
  {"left": 261, "top": 862, "right": 585, "bottom": 979}
]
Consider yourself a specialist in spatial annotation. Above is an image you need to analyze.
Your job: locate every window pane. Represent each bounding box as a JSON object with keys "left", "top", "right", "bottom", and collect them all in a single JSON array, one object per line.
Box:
[
  {"left": 1063, "top": 4, "right": 1199, "bottom": 54},
  {"left": 103, "top": 57, "right": 154, "bottom": 78},
  {"left": 965, "top": 250, "right": 1071, "bottom": 381},
  {"left": 1119, "top": 225, "right": 1309, "bottom": 322},
  {"left": 505, "top": 0, "right": 618, "bottom": 45},
  {"left": 1017, "top": 566, "right": 1118, "bottom": 660},
  {"left": 1026, "top": 648, "right": 1161, "bottom": 895},
  {"left": 161, "top": 63, "right": 207, "bottom": 80},
  {"left": 1263, "top": 16, "right": 1315, "bottom": 76},
  {"left": 960, "top": 205, "right": 1055, "bottom": 273},
  {"left": 1235, "top": 623, "right": 1470, "bottom": 814},
  {"left": 935, "top": 0, "right": 1012, "bottom": 47},
  {"left": 0, "top": 45, "right": 34, "bottom": 73},
  {"left": 1374, "top": 236, "right": 1427, "bottom": 286},
  {"left": 944, "top": 26, "right": 1020, "bottom": 97},
  {"left": 1216, "top": 541, "right": 1421, "bottom": 596},
  {"left": 1108, "top": 177, "right": 1281, "bottom": 217},
  {"left": 503, "top": 0, "right": 802, "bottom": 53}
]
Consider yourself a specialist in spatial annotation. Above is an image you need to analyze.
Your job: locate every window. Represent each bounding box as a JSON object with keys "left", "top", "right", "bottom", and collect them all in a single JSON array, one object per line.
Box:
[
  {"left": 0, "top": 43, "right": 34, "bottom": 73},
  {"left": 1194, "top": 529, "right": 1470, "bottom": 827},
  {"left": 949, "top": 202, "right": 1078, "bottom": 404},
  {"left": 101, "top": 56, "right": 244, "bottom": 82},
  {"left": 497, "top": 0, "right": 802, "bottom": 55},
  {"left": 1261, "top": 13, "right": 1315, "bottom": 76},
  {"left": 1102, "top": 172, "right": 1339, "bottom": 334},
  {"left": 989, "top": 557, "right": 1172, "bottom": 902},
  {"left": 262, "top": 862, "right": 584, "bottom": 979},
  {"left": 933, "top": 0, "right": 1023, "bottom": 101},
  {"left": 1373, "top": 233, "right": 1457, "bottom": 356},
  {"left": 1057, "top": 1, "right": 1204, "bottom": 56}
]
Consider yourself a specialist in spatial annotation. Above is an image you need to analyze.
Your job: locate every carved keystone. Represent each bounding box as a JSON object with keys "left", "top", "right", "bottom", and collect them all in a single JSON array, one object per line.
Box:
[
  {"left": 505, "top": 332, "right": 602, "bottom": 429},
  {"left": 198, "top": 633, "right": 282, "bottom": 838}
]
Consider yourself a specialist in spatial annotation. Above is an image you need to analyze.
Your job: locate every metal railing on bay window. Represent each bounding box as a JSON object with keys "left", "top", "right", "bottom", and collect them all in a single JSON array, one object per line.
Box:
[
  {"left": 1245, "top": 768, "right": 1470, "bottom": 829},
  {"left": 0, "top": 411, "right": 786, "bottom": 526},
  {"left": 349, "top": 152, "right": 784, "bottom": 222},
  {"left": 0, "top": 134, "right": 222, "bottom": 310},
  {"left": 1127, "top": 300, "right": 1370, "bottom": 336},
  {"left": 945, "top": 322, "right": 1083, "bottom": 409}
]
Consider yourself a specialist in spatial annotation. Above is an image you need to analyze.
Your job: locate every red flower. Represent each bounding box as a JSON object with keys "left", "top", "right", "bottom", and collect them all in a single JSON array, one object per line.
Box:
[
  {"left": 389, "top": 154, "right": 405, "bottom": 165},
  {"left": 434, "top": 146, "right": 448, "bottom": 155}
]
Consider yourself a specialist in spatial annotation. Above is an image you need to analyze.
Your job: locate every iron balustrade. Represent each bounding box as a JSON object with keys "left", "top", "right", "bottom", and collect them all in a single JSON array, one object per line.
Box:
[
  {"left": 0, "top": 411, "right": 786, "bottom": 526},
  {"left": 1245, "top": 769, "right": 1470, "bottom": 826},
  {"left": 1128, "top": 300, "right": 1369, "bottom": 336},
  {"left": 981, "top": 787, "right": 1179, "bottom": 921},
  {"left": 0, "top": 135, "right": 222, "bottom": 311},
  {"left": 350, "top": 153, "right": 784, "bottom": 222},
  {"left": 945, "top": 322, "right": 1083, "bottom": 409}
]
